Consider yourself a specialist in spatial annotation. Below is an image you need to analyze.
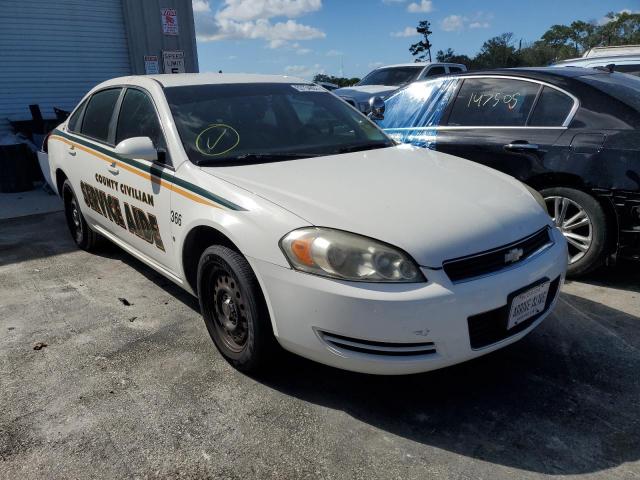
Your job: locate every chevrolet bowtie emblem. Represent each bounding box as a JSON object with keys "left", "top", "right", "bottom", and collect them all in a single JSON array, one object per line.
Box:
[{"left": 505, "top": 247, "right": 524, "bottom": 264}]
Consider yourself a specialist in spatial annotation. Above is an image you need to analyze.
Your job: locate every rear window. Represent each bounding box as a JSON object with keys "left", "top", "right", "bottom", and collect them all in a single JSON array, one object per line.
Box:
[
  {"left": 581, "top": 72, "right": 640, "bottom": 112},
  {"left": 81, "top": 88, "right": 121, "bottom": 142},
  {"left": 613, "top": 64, "right": 640, "bottom": 77},
  {"left": 529, "top": 87, "right": 575, "bottom": 127},
  {"left": 67, "top": 99, "right": 87, "bottom": 133},
  {"left": 447, "top": 78, "right": 540, "bottom": 127}
]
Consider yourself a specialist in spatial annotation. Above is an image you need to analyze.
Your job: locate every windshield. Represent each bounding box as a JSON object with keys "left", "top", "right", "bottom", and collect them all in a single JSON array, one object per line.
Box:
[
  {"left": 165, "top": 83, "right": 393, "bottom": 165},
  {"left": 358, "top": 67, "right": 423, "bottom": 87},
  {"left": 581, "top": 72, "right": 640, "bottom": 112}
]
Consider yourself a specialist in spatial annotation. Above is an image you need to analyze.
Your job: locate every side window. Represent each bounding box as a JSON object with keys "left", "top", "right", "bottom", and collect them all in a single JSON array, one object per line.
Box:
[
  {"left": 378, "top": 78, "right": 459, "bottom": 129},
  {"left": 67, "top": 99, "right": 87, "bottom": 132},
  {"left": 116, "top": 89, "right": 165, "bottom": 148},
  {"left": 528, "top": 87, "right": 575, "bottom": 127},
  {"left": 448, "top": 66, "right": 464, "bottom": 74},
  {"left": 447, "top": 78, "right": 540, "bottom": 127},
  {"left": 80, "top": 88, "right": 121, "bottom": 142},
  {"left": 425, "top": 66, "right": 446, "bottom": 77}
]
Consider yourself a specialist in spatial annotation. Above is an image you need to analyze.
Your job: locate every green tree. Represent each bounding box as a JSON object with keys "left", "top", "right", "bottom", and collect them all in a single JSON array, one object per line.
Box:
[
  {"left": 596, "top": 11, "right": 640, "bottom": 46},
  {"left": 435, "top": 48, "right": 473, "bottom": 66},
  {"left": 474, "top": 33, "right": 521, "bottom": 69},
  {"left": 409, "top": 21, "right": 433, "bottom": 62},
  {"left": 312, "top": 74, "right": 360, "bottom": 87}
]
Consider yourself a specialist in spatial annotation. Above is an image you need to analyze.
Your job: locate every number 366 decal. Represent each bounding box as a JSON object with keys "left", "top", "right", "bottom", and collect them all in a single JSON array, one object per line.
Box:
[{"left": 170, "top": 210, "right": 182, "bottom": 226}]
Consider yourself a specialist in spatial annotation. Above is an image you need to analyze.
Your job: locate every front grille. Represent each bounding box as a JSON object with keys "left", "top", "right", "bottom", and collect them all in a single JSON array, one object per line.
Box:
[
  {"left": 443, "top": 227, "right": 553, "bottom": 283},
  {"left": 467, "top": 276, "right": 561, "bottom": 349},
  {"left": 319, "top": 331, "right": 436, "bottom": 357}
]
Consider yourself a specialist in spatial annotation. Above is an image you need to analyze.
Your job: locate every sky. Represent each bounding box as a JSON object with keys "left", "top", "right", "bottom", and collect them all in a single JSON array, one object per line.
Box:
[{"left": 192, "top": 0, "right": 638, "bottom": 79}]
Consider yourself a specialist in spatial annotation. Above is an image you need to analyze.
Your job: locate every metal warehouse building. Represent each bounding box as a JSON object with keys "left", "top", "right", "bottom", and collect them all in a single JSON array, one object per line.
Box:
[{"left": 1, "top": 0, "right": 199, "bottom": 137}]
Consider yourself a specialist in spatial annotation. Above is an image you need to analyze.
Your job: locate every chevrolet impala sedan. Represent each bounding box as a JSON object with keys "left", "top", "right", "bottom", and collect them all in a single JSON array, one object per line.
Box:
[{"left": 43, "top": 73, "right": 567, "bottom": 375}]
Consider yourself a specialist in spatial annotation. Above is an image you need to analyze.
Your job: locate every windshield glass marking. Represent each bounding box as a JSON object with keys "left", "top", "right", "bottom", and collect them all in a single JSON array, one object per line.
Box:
[{"left": 195, "top": 124, "right": 240, "bottom": 157}]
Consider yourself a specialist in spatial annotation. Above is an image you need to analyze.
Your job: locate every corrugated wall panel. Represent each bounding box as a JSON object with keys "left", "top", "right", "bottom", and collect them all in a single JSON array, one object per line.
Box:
[{"left": 0, "top": 0, "right": 131, "bottom": 138}]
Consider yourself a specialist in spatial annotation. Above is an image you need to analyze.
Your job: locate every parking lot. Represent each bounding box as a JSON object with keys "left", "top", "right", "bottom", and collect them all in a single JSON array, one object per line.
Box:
[{"left": 1, "top": 211, "right": 639, "bottom": 479}]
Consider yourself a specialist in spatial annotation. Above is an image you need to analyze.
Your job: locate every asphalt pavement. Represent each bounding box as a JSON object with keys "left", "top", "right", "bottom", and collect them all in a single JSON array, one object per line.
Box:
[{"left": 1, "top": 212, "right": 639, "bottom": 479}]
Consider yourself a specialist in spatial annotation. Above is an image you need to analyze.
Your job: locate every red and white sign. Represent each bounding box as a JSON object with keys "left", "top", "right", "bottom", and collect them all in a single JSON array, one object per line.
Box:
[{"left": 161, "top": 8, "right": 179, "bottom": 36}]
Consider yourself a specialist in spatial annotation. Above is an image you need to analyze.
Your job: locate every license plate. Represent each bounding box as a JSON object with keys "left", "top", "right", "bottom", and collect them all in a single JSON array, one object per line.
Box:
[{"left": 507, "top": 281, "right": 550, "bottom": 330}]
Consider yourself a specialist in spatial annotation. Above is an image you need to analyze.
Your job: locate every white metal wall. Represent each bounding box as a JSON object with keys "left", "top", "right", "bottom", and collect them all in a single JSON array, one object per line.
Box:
[{"left": 0, "top": 0, "right": 132, "bottom": 137}]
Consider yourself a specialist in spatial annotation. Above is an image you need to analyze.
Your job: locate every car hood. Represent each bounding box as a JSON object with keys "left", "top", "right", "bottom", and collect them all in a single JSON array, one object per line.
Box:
[
  {"left": 334, "top": 85, "right": 398, "bottom": 100},
  {"left": 201, "top": 145, "right": 552, "bottom": 267}
]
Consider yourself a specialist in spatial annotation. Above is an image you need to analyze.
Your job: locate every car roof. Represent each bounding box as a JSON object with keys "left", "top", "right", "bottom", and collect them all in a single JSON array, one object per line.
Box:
[
  {"left": 553, "top": 55, "right": 640, "bottom": 65},
  {"left": 454, "top": 66, "right": 608, "bottom": 81},
  {"left": 101, "top": 73, "right": 308, "bottom": 88},
  {"left": 373, "top": 62, "right": 463, "bottom": 69}
]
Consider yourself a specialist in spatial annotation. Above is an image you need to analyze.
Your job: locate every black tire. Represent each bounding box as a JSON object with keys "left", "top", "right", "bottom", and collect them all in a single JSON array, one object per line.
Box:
[
  {"left": 62, "top": 180, "right": 102, "bottom": 251},
  {"left": 197, "top": 245, "right": 277, "bottom": 373},
  {"left": 540, "top": 187, "right": 609, "bottom": 277}
]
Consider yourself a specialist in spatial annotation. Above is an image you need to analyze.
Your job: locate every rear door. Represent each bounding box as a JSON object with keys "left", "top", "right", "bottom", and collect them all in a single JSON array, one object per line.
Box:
[
  {"left": 435, "top": 76, "right": 576, "bottom": 183},
  {"left": 67, "top": 87, "right": 123, "bottom": 233}
]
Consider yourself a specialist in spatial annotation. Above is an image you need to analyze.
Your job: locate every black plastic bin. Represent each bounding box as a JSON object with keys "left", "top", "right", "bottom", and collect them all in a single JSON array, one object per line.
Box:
[{"left": 0, "top": 144, "right": 36, "bottom": 193}]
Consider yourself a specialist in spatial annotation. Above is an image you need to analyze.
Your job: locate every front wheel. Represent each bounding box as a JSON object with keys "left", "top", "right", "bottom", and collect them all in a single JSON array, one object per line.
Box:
[
  {"left": 197, "top": 245, "right": 277, "bottom": 373},
  {"left": 540, "top": 187, "right": 609, "bottom": 277}
]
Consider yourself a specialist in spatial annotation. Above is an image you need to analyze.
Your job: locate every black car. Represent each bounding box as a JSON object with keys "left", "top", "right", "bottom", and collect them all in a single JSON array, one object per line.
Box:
[{"left": 375, "top": 67, "right": 640, "bottom": 276}]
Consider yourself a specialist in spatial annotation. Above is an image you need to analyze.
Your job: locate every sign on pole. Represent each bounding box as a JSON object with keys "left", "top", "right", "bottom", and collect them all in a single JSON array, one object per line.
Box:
[
  {"left": 163, "top": 51, "right": 185, "bottom": 74},
  {"left": 161, "top": 8, "right": 179, "bottom": 36}
]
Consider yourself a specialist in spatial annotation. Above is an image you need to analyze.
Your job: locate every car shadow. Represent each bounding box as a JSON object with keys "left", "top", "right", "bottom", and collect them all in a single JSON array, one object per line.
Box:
[
  {"left": 568, "top": 260, "right": 640, "bottom": 294},
  {"left": 91, "top": 239, "right": 201, "bottom": 313},
  {"left": 253, "top": 291, "right": 640, "bottom": 476},
  {"left": 0, "top": 212, "right": 78, "bottom": 267}
]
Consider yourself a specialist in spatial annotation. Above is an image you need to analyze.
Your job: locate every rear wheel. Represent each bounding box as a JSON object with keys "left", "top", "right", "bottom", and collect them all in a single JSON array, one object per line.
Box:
[
  {"left": 540, "top": 187, "right": 608, "bottom": 277},
  {"left": 197, "top": 245, "right": 277, "bottom": 373},
  {"left": 62, "top": 180, "right": 101, "bottom": 251}
]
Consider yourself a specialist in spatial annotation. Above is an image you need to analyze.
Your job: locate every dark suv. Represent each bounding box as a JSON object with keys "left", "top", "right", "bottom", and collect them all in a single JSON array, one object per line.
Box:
[{"left": 375, "top": 67, "right": 640, "bottom": 276}]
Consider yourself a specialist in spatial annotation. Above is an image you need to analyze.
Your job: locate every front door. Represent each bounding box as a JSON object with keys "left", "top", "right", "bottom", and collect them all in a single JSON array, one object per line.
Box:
[{"left": 108, "top": 87, "right": 177, "bottom": 273}]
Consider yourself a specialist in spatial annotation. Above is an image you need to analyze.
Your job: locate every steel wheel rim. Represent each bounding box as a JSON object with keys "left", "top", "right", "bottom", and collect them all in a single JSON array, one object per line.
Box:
[
  {"left": 544, "top": 195, "right": 593, "bottom": 264},
  {"left": 212, "top": 271, "right": 248, "bottom": 353},
  {"left": 68, "top": 195, "right": 83, "bottom": 243}
]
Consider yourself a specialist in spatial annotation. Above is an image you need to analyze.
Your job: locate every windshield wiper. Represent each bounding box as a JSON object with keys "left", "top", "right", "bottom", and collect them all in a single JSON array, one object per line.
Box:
[
  {"left": 333, "top": 142, "right": 392, "bottom": 155},
  {"left": 195, "top": 152, "right": 321, "bottom": 166}
]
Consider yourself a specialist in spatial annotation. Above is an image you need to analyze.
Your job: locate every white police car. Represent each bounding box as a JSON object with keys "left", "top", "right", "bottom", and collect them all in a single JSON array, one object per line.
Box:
[{"left": 45, "top": 74, "right": 567, "bottom": 375}]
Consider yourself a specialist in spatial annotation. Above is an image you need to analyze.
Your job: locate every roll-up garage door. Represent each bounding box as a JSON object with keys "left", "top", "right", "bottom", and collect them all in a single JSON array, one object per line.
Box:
[{"left": 0, "top": 0, "right": 132, "bottom": 137}]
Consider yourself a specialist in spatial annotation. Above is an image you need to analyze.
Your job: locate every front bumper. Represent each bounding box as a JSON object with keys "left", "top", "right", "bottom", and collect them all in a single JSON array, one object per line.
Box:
[{"left": 249, "top": 228, "right": 567, "bottom": 375}]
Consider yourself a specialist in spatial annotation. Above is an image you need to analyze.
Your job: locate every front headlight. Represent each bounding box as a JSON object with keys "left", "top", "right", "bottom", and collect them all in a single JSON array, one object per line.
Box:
[
  {"left": 525, "top": 184, "right": 547, "bottom": 213},
  {"left": 280, "top": 228, "right": 426, "bottom": 283}
]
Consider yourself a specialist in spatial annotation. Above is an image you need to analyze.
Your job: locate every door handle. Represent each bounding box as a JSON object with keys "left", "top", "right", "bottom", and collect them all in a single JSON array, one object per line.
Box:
[
  {"left": 68, "top": 147, "right": 76, "bottom": 156},
  {"left": 504, "top": 143, "right": 540, "bottom": 152},
  {"left": 107, "top": 162, "right": 119, "bottom": 175}
]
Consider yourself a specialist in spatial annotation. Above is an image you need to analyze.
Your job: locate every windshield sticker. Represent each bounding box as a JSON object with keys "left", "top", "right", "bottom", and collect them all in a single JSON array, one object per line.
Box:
[
  {"left": 291, "top": 84, "right": 325, "bottom": 93},
  {"left": 195, "top": 124, "right": 240, "bottom": 157}
]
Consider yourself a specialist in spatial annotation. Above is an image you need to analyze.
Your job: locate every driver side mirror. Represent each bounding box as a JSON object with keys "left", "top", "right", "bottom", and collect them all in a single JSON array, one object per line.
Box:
[
  {"left": 367, "top": 96, "right": 385, "bottom": 121},
  {"left": 114, "top": 136, "right": 157, "bottom": 162}
]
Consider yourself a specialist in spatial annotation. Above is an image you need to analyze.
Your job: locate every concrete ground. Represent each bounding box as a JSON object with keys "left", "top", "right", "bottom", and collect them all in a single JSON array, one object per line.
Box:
[
  {"left": 1, "top": 211, "right": 639, "bottom": 479},
  {"left": 0, "top": 188, "right": 62, "bottom": 220}
]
